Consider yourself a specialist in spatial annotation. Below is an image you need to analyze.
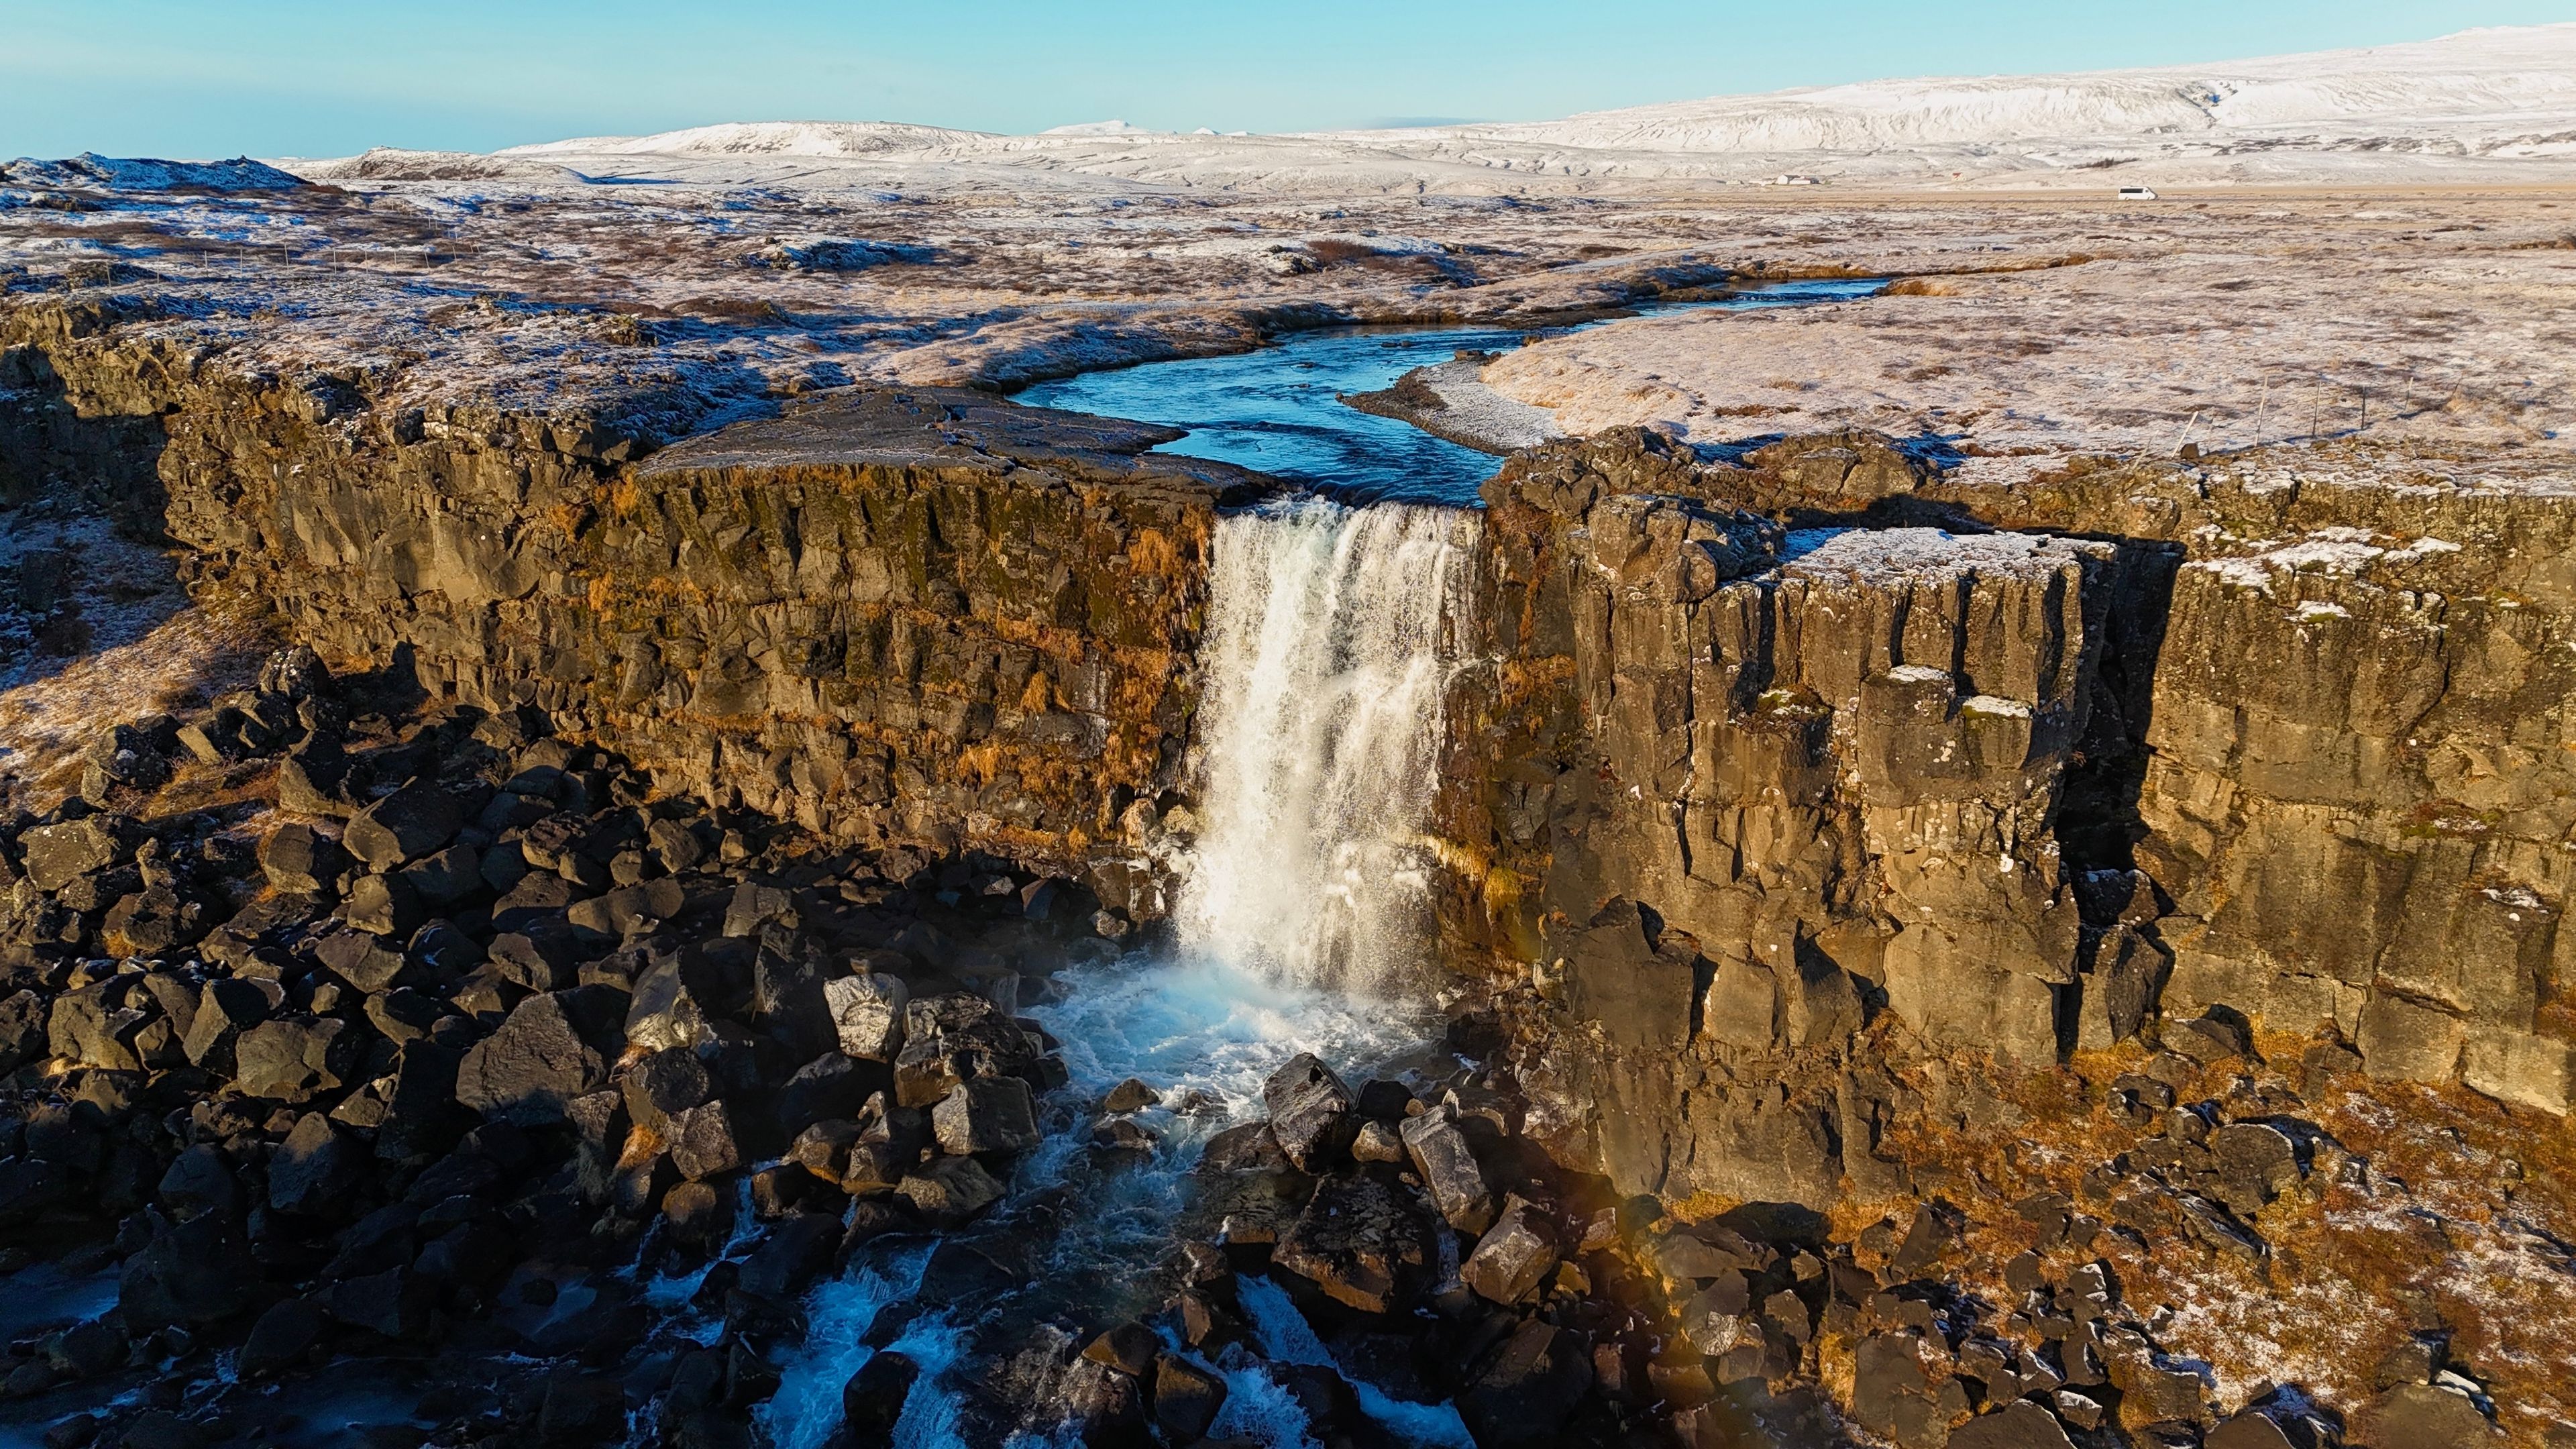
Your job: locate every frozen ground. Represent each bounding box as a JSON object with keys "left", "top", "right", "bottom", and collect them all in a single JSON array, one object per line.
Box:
[
  {"left": 1479, "top": 194, "right": 2576, "bottom": 488},
  {"left": 7, "top": 161, "right": 2571, "bottom": 478}
]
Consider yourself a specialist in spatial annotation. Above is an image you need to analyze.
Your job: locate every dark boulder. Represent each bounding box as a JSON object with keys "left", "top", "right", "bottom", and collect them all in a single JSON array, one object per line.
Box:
[
  {"left": 268, "top": 1112, "right": 362, "bottom": 1216},
  {"left": 2208, "top": 1409, "right": 2301, "bottom": 1449},
  {"left": 621, "top": 1046, "right": 712, "bottom": 1136},
  {"left": 314, "top": 930, "right": 416, "bottom": 995},
  {"left": 1462, "top": 1193, "right": 1560, "bottom": 1305},
  {"left": 236, "top": 1297, "right": 326, "bottom": 1379},
  {"left": 231, "top": 1016, "right": 359, "bottom": 1103},
  {"left": 537, "top": 1371, "right": 627, "bottom": 1446},
  {"left": 400, "top": 845, "right": 484, "bottom": 906},
  {"left": 894, "top": 1155, "right": 1005, "bottom": 1224},
  {"left": 624, "top": 949, "right": 730, "bottom": 1053},
  {"left": 667, "top": 1100, "right": 743, "bottom": 1181},
  {"left": 488, "top": 928, "right": 578, "bottom": 993},
  {"left": 932, "top": 1075, "right": 1040, "bottom": 1155},
  {"left": 1261, "top": 1052, "right": 1357, "bottom": 1171},
  {"left": 775, "top": 1051, "right": 879, "bottom": 1139},
  {"left": 0, "top": 988, "right": 45, "bottom": 1072},
  {"left": 1081, "top": 1322, "right": 1159, "bottom": 1377},
  {"left": 843, "top": 1352, "right": 918, "bottom": 1440},
  {"left": 277, "top": 739, "right": 360, "bottom": 816},
  {"left": 154, "top": 1144, "right": 239, "bottom": 1222},
  {"left": 1950, "top": 1401, "right": 2080, "bottom": 1449},
  {"left": 101, "top": 883, "right": 216, "bottom": 955},
  {"left": 1456, "top": 1318, "right": 1593, "bottom": 1448},
  {"left": 344, "top": 780, "right": 464, "bottom": 871},
  {"left": 1399, "top": 1108, "right": 1493, "bottom": 1234},
  {"left": 736, "top": 1211, "right": 841, "bottom": 1300},
  {"left": 661, "top": 1179, "right": 735, "bottom": 1250},
  {"left": 180, "top": 969, "right": 278, "bottom": 1072},
  {"left": 258, "top": 823, "right": 349, "bottom": 896},
  {"left": 1273, "top": 1171, "right": 1433, "bottom": 1314},
  {"left": 119, "top": 1210, "right": 255, "bottom": 1328},
  {"left": 342, "top": 871, "right": 423, "bottom": 938},
  {"left": 1102, "top": 1077, "right": 1160, "bottom": 1114},
  {"left": 378, "top": 1040, "right": 466, "bottom": 1161},
  {"left": 325, "top": 1267, "right": 432, "bottom": 1339},
  {"left": 21, "top": 816, "right": 127, "bottom": 893},
  {"left": 749, "top": 926, "right": 836, "bottom": 1062},
  {"left": 824, "top": 971, "right": 908, "bottom": 1062},
  {"left": 2349, "top": 1385, "right": 2504, "bottom": 1446},
  {"left": 567, "top": 879, "right": 685, "bottom": 945},
  {"left": 46, "top": 980, "right": 140, "bottom": 1072},
  {"left": 1152, "top": 1353, "right": 1228, "bottom": 1441},
  {"left": 0, "top": 1158, "right": 69, "bottom": 1228},
  {"left": 456, "top": 991, "right": 613, "bottom": 1126}
]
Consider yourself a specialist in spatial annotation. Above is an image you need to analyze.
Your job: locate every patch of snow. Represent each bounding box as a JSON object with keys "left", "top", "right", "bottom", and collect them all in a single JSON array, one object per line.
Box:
[
  {"left": 1, "top": 153, "right": 303, "bottom": 192},
  {"left": 1961, "top": 694, "right": 2034, "bottom": 716},
  {"left": 1775, "top": 526, "right": 2108, "bottom": 584},
  {"left": 1041, "top": 119, "right": 1162, "bottom": 137}
]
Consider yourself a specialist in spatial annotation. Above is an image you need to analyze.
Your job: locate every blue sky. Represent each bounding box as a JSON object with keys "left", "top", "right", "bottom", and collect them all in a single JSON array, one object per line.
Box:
[{"left": 2, "top": 1, "right": 2569, "bottom": 158}]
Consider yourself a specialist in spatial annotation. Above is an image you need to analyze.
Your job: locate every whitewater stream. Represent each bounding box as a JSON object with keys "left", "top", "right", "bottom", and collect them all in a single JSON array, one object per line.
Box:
[{"left": 733, "top": 285, "right": 1877, "bottom": 1446}]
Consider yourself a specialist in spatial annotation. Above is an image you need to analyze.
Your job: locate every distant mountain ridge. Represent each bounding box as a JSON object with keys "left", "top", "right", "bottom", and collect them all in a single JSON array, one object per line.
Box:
[{"left": 294, "top": 25, "right": 2576, "bottom": 193}]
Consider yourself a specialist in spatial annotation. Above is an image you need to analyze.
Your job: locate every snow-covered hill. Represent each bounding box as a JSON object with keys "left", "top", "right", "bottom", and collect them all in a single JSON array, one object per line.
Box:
[
  {"left": 1469, "top": 24, "right": 2576, "bottom": 152},
  {"left": 294, "top": 25, "right": 2576, "bottom": 194}
]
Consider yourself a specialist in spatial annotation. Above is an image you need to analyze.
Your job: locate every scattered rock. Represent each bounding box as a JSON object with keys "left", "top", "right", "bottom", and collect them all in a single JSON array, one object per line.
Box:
[
  {"left": 1103, "top": 1077, "right": 1160, "bottom": 1114},
  {"left": 1262, "top": 1053, "right": 1357, "bottom": 1171}
]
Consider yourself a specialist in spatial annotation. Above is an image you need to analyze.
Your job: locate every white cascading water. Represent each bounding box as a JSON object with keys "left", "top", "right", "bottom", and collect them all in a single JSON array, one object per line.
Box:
[
  {"left": 1177, "top": 497, "right": 1481, "bottom": 987},
  {"left": 755, "top": 495, "right": 1480, "bottom": 1449}
]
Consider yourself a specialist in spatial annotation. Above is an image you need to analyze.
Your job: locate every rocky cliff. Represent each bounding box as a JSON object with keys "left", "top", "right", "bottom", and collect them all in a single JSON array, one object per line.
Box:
[
  {"left": 1426, "top": 429, "right": 2574, "bottom": 1218},
  {"left": 3, "top": 301, "right": 1261, "bottom": 919}
]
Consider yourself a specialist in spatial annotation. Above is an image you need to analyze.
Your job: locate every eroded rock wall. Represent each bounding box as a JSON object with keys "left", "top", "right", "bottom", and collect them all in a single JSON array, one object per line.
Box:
[
  {"left": 1, "top": 306, "right": 1255, "bottom": 910},
  {"left": 1436, "top": 434, "right": 2118, "bottom": 1207},
  {"left": 1435, "top": 430, "right": 2576, "bottom": 1215},
  {"left": 1913, "top": 451, "right": 2576, "bottom": 1113}
]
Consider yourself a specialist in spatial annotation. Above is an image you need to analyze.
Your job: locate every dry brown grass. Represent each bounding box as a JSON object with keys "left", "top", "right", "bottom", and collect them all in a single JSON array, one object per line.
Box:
[{"left": 1854, "top": 1041, "right": 2576, "bottom": 1437}]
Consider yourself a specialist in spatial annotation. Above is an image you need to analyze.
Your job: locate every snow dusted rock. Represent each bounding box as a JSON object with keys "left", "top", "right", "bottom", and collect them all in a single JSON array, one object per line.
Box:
[
  {"left": 665, "top": 1100, "right": 743, "bottom": 1181},
  {"left": 1350, "top": 1120, "right": 1405, "bottom": 1164},
  {"left": 1460, "top": 1195, "right": 1559, "bottom": 1305},
  {"left": 824, "top": 971, "right": 908, "bottom": 1061},
  {"left": 896, "top": 1155, "right": 1006, "bottom": 1224},
  {"left": 932, "top": 1076, "right": 1040, "bottom": 1155},
  {"left": 1949, "top": 1401, "right": 2080, "bottom": 1449},
  {"left": 1399, "top": 1107, "right": 1493, "bottom": 1235},
  {"left": 1, "top": 153, "right": 304, "bottom": 191},
  {"left": 2349, "top": 1385, "right": 2506, "bottom": 1446}
]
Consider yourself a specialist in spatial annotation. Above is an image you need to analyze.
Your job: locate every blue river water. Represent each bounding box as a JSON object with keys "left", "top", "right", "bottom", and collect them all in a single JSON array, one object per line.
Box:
[{"left": 1017, "top": 277, "right": 1884, "bottom": 506}]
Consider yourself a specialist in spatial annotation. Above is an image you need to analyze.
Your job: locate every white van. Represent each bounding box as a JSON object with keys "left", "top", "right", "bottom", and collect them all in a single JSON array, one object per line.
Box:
[{"left": 2117, "top": 186, "right": 2159, "bottom": 201}]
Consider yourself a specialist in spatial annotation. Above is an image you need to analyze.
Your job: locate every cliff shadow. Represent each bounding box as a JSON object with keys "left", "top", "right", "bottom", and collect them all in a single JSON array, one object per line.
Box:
[
  {"left": 0, "top": 354, "right": 264, "bottom": 798},
  {"left": 2056, "top": 538, "right": 2184, "bottom": 880}
]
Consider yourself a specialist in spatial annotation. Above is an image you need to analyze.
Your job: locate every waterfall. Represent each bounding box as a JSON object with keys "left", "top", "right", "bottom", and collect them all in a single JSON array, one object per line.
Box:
[
  {"left": 1174, "top": 496, "right": 1480, "bottom": 991},
  {"left": 758, "top": 496, "right": 1482, "bottom": 1449}
]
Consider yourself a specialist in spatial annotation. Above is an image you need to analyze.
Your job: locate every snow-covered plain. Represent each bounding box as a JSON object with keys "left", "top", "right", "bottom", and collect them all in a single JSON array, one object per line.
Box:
[{"left": 291, "top": 24, "right": 2576, "bottom": 195}]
